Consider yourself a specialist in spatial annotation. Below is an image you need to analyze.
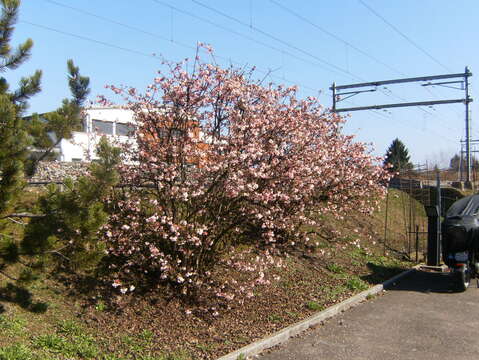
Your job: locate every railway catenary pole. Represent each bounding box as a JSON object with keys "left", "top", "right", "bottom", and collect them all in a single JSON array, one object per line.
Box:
[
  {"left": 465, "top": 67, "right": 472, "bottom": 184},
  {"left": 331, "top": 68, "right": 473, "bottom": 184}
]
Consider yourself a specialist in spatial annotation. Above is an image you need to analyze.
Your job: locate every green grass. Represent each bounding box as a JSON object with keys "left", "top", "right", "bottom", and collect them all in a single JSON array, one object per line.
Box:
[
  {"left": 0, "top": 313, "right": 188, "bottom": 360},
  {"left": 0, "top": 315, "right": 26, "bottom": 336},
  {"left": 321, "top": 284, "right": 349, "bottom": 301},
  {"left": 285, "top": 311, "right": 299, "bottom": 318},
  {"left": 306, "top": 301, "right": 324, "bottom": 311},
  {"left": 56, "top": 319, "right": 83, "bottom": 337},
  {"left": 0, "top": 343, "right": 41, "bottom": 360},
  {"left": 326, "top": 263, "right": 344, "bottom": 274},
  {"left": 33, "top": 334, "right": 67, "bottom": 354},
  {"left": 138, "top": 329, "right": 154, "bottom": 343},
  {"left": 346, "top": 277, "right": 369, "bottom": 291},
  {"left": 95, "top": 300, "right": 107, "bottom": 312},
  {"left": 33, "top": 320, "right": 100, "bottom": 359},
  {"left": 196, "top": 343, "right": 215, "bottom": 352},
  {"left": 267, "top": 314, "right": 283, "bottom": 323},
  {"left": 120, "top": 330, "right": 157, "bottom": 355}
]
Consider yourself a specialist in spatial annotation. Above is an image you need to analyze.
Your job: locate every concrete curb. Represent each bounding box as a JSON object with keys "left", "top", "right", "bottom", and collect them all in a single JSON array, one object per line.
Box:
[
  {"left": 217, "top": 265, "right": 419, "bottom": 360},
  {"left": 419, "top": 264, "right": 448, "bottom": 272}
]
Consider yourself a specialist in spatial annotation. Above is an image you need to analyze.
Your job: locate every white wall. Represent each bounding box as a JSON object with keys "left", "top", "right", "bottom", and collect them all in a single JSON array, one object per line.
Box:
[{"left": 59, "top": 107, "right": 136, "bottom": 162}]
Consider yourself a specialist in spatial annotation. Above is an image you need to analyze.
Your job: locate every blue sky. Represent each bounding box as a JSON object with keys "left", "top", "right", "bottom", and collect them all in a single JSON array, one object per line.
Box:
[{"left": 9, "top": 0, "right": 479, "bottom": 166}]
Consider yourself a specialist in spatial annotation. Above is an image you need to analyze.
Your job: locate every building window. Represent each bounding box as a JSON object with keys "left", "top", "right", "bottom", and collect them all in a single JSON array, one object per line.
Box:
[
  {"left": 171, "top": 128, "right": 184, "bottom": 138},
  {"left": 92, "top": 119, "right": 113, "bottom": 135},
  {"left": 74, "top": 119, "right": 87, "bottom": 132},
  {"left": 157, "top": 128, "right": 184, "bottom": 139},
  {"left": 116, "top": 122, "right": 136, "bottom": 136}
]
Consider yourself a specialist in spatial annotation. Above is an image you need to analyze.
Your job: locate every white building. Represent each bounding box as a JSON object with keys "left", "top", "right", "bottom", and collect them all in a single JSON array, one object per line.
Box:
[{"left": 58, "top": 106, "right": 136, "bottom": 162}]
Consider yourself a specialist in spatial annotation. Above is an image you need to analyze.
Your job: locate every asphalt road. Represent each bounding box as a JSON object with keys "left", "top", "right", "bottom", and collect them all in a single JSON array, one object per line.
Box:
[{"left": 259, "top": 269, "right": 479, "bottom": 360}]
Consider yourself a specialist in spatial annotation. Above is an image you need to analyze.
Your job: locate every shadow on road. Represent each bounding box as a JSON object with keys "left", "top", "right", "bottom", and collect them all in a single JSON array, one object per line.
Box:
[
  {"left": 361, "top": 262, "right": 408, "bottom": 285},
  {"left": 384, "top": 269, "right": 461, "bottom": 294}
]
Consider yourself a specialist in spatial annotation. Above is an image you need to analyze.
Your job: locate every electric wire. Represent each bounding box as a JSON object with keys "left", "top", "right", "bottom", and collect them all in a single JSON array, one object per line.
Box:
[
  {"left": 44, "top": 0, "right": 322, "bottom": 78},
  {"left": 269, "top": 0, "right": 463, "bottom": 124},
  {"left": 268, "top": 0, "right": 406, "bottom": 77},
  {"left": 26, "top": 2, "right": 461, "bottom": 148},
  {"left": 354, "top": 0, "right": 462, "bottom": 130},
  {"left": 21, "top": 20, "right": 165, "bottom": 61},
  {"left": 343, "top": 98, "right": 458, "bottom": 144},
  {"left": 43, "top": 0, "right": 173, "bottom": 44},
  {"left": 132, "top": 0, "right": 348, "bottom": 83},
  {"left": 190, "top": 0, "right": 460, "bottom": 136},
  {"left": 41, "top": 0, "right": 324, "bottom": 93},
  {"left": 358, "top": 0, "right": 452, "bottom": 72},
  {"left": 149, "top": 0, "right": 337, "bottom": 78},
  {"left": 19, "top": 20, "right": 320, "bottom": 96},
  {"left": 189, "top": 0, "right": 361, "bottom": 81}
]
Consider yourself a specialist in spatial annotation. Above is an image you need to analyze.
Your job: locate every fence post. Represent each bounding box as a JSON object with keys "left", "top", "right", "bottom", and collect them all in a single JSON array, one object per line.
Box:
[
  {"left": 415, "top": 224, "right": 419, "bottom": 263},
  {"left": 425, "top": 205, "right": 440, "bottom": 266},
  {"left": 383, "top": 185, "right": 390, "bottom": 256}
]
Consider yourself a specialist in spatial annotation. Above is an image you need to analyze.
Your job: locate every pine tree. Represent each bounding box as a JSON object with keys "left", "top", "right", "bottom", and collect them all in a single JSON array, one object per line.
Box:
[
  {"left": 26, "top": 59, "right": 90, "bottom": 173},
  {"left": 383, "top": 138, "right": 413, "bottom": 173},
  {"left": 0, "top": 0, "right": 41, "bottom": 217},
  {"left": 19, "top": 137, "right": 121, "bottom": 274},
  {"left": 0, "top": 0, "right": 95, "bottom": 280}
]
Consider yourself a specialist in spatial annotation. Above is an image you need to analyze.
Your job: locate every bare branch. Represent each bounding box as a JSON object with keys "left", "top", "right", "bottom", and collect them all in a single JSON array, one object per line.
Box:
[
  {"left": 0, "top": 269, "right": 18, "bottom": 281},
  {"left": 46, "top": 250, "right": 71, "bottom": 262},
  {"left": 1, "top": 213, "right": 46, "bottom": 219},
  {"left": 6, "top": 217, "right": 26, "bottom": 225}
]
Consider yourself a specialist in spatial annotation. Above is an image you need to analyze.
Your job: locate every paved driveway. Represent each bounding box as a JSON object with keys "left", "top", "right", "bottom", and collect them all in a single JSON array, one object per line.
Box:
[{"left": 259, "top": 269, "right": 479, "bottom": 360}]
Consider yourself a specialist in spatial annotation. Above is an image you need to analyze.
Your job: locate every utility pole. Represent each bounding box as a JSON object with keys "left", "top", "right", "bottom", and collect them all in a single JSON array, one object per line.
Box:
[
  {"left": 465, "top": 66, "right": 472, "bottom": 185},
  {"left": 331, "top": 68, "right": 473, "bottom": 184}
]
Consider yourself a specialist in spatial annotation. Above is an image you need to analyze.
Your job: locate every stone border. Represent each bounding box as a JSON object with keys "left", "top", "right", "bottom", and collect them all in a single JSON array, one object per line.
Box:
[{"left": 217, "top": 266, "right": 420, "bottom": 360}]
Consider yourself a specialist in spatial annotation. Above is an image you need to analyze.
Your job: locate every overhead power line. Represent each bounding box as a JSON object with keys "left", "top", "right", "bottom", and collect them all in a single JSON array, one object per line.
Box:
[
  {"left": 42, "top": 0, "right": 323, "bottom": 93},
  {"left": 343, "top": 98, "right": 458, "bottom": 144},
  {"left": 268, "top": 0, "right": 405, "bottom": 77},
  {"left": 190, "top": 0, "right": 460, "bottom": 131},
  {"left": 21, "top": 20, "right": 164, "bottom": 61},
  {"left": 267, "top": 0, "right": 461, "bottom": 131},
  {"left": 147, "top": 0, "right": 334, "bottom": 82},
  {"left": 358, "top": 0, "right": 452, "bottom": 72},
  {"left": 20, "top": 18, "right": 319, "bottom": 94},
  {"left": 44, "top": 0, "right": 173, "bottom": 44},
  {"left": 28, "top": 1, "right": 461, "bottom": 147},
  {"left": 190, "top": 0, "right": 361, "bottom": 81}
]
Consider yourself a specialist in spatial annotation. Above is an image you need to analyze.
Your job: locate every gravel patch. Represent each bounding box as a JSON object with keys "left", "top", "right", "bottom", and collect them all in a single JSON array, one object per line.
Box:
[{"left": 29, "top": 161, "right": 89, "bottom": 183}]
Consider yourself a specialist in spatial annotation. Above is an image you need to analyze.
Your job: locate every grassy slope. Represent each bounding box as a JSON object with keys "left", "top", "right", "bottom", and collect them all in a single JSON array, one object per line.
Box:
[{"left": 0, "top": 188, "right": 426, "bottom": 360}]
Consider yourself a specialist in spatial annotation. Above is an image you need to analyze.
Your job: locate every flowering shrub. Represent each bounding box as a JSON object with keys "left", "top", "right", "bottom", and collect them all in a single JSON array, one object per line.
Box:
[{"left": 101, "top": 46, "right": 389, "bottom": 296}]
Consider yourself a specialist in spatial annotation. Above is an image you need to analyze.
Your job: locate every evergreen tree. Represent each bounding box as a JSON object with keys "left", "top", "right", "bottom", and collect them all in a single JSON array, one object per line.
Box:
[
  {"left": 1, "top": 136, "right": 120, "bottom": 281},
  {"left": 17, "top": 137, "right": 120, "bottom": 275},
  {"left": 0, "top": 0, "right": 41, "bottom": 217},
  {"left": 26, "top": 59, "right": 90, "bottom": 173},
  {"left": 0, "top": 0, "right": 95, "bottom": 280},
  {"left": 383, "top": 138, "right": 413, "bottom": 173}
]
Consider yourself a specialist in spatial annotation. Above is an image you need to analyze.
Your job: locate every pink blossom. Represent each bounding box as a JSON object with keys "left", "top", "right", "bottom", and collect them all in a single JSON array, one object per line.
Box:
[{"left": 101, "top": 44, "right": 389, "bottom": 300}]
